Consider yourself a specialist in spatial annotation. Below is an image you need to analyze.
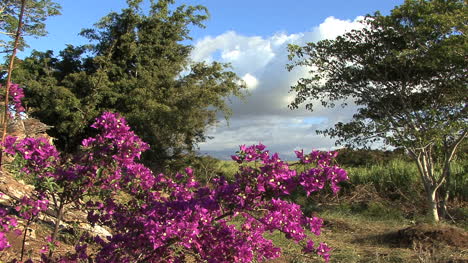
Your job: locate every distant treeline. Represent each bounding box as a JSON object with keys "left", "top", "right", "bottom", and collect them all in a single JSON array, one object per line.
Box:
[{"left": 335, "top": 148, "right": 408, "bottom": 167}]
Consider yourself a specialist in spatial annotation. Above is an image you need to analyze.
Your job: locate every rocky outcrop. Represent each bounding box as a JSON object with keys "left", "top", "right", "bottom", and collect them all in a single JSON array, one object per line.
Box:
[{"left": 6, "top": 117, "right": 53, "bottom": 143}]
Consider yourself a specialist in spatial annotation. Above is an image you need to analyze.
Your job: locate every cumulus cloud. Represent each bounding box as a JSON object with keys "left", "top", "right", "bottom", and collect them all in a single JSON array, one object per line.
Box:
[
  {"left": 317, "top": 16, "right": 365, "bottom": 39},
  {"left": 192, "top": 16, "right": 364, "bottom": 159},
  {"left": 241, "top": 73, "right": 259, "bottom": 90}
]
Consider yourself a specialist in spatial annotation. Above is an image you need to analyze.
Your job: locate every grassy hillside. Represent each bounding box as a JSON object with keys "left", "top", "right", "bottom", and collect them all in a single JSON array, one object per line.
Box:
[{"left": 189, "top": 156, "right": 468, "bottom": 262}]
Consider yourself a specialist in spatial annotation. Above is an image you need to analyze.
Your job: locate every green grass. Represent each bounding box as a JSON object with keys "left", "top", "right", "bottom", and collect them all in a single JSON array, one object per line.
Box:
[
  {"left": 191, "top": 157, "right": 467, "bottom": 262},
  {"left": 264, "top": 215, "right": 412, "bottom": 263},
  {"left": 263, "top": 205, "right": 467, "bottom": 263},
  {"left": 208, "top": 158, "right": 467, "bottom": 202},
  {"left": 215, "top": 160, "right": 240, "bottom": 181},
  {"left": 344, "top": 159, "right": 468, "bottom": 201}
]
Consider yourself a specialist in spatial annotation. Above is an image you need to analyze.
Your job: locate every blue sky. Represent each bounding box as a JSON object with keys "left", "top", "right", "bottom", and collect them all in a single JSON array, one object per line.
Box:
[
  {"left": 19, "top": 0, "right": 404, "bottom": 159},
  {"left": 22, "top": 0, "right": 402, "bottom": 57}
]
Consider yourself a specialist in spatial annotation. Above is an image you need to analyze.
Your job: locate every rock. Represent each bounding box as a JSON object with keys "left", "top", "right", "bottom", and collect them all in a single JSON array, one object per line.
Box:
[
  {"left": 0, "top": 171, "right": 34, "bottom": 202},
  {"left": 26, "top": 227, "right": 36, "bottom": 239},
  {"left": 79, "top": 223, "right": 112, "bottom": 238}
]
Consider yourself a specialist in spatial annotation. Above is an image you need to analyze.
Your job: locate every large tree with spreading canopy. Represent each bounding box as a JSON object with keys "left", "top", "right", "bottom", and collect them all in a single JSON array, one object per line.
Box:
[
  {"left": 288, "top": 0, "right": 467, "bottom": 222},
  {"left": 12, "top": 0, "right": 245, "bottom": 169}
]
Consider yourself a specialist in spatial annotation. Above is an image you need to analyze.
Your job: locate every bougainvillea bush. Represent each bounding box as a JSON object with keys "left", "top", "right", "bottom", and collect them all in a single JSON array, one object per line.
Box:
[{"left": 0, "top": 88, "right": 348, "bottom": 262}]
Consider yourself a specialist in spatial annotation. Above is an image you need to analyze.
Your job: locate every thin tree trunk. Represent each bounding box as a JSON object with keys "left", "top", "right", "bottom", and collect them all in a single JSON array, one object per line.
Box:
[
  {"left": 20, "top": 218, "right": 32, "bottom": 262},
  {"left": 428, "top": 188, "right": 439, "bottom": 222},
  {"left": 48, "top": 200, "right": 64, "bottom": 259},
  {"left": 439, "top": 144, "right": 450, "bottom": 219},
  {"left": 0, "top": 0, "right": 26, "bottom": 168},
  {"left": 409, "top": 148, "right": 440, "bottom": 222},
  {"left": 440, "top": 165, "right": 451, "bottom": 219},
  {"left": 439, "top": 132, "right": 466, "bottom": 219}
]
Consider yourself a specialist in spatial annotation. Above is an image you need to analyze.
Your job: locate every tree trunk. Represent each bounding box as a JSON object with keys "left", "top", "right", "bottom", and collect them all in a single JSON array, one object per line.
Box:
[
  {"left": 439, "top": 164, "right": 451, "bottom": 219},
  {"left": 410, "top": 148, "right": 440, "bottom": 222},
  {"left": 48, "top": 200, "right": 64, "bottom": 259},
  {"left": 0, "top": 0, "right": 26, "bottom": 169},
  {"left": 438, "top": 133, "right": 466, "bottom": 220},
  {"left": 408, "top": 133, "right": 466, "bottom": 223},
  {"left": 428, "top": 189, "right": 439, "bottom": 222}
]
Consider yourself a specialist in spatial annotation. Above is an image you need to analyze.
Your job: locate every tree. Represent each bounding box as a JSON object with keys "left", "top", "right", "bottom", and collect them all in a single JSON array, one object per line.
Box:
[
  {"left": 0, "top": 0, "right": 61, "bottom": 53},
  {"left": 288, "top": 0, "right": 467, "bottom": 222},
  {"left": 13, "top": 0, "right": 246, "bottom": 169},
  {"left": 0, "top": 0, "right": 61, "bottom": 167}
]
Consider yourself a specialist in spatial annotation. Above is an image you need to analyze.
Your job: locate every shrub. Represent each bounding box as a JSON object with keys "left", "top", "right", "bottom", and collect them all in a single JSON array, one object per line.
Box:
[{"left": 0, "top": 112, "right": 348, "bottom": 263}]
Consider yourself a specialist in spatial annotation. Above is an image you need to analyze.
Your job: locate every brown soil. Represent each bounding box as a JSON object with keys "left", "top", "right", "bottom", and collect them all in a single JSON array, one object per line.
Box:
[
  {"left": 396, "top": 223, "right": 468, "bottom": 249},
  {"left": 370, "top": 222, "right": 468, "bottom": 251}
]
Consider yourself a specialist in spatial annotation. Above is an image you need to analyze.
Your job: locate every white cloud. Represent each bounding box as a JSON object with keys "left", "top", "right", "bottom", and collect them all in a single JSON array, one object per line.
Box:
[
  {"left": 192, "top": 16, "right": 364, "bottom": 159},
  {"left": 241, "top": 73, "right": 259, "bottom": 90},
  {"left": 221, "top": 47, "right": 241, "bottom": 60},
  {"left": 317, "top": 16, "right": 365, "bottom": 40}
]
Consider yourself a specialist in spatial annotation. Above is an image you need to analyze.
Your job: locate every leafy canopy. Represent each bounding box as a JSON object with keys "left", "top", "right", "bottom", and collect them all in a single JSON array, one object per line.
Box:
[
  {"left": 0, "top": 0, "right": 61, "bottom": 54},
  {"left": 288, "top": 0, "right": 466, "bottom": 150},
  {"left": 288, "top": 0, "right": 467, "bottom": 222},
  {"left": 12, "top": 0, "right": 246, "bottom": 167}
]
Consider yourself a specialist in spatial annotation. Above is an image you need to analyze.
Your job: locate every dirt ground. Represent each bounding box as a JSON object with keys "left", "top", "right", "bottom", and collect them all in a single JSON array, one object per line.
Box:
[{"left": 270, "top": 216, "right": 468, "bottom": 263}]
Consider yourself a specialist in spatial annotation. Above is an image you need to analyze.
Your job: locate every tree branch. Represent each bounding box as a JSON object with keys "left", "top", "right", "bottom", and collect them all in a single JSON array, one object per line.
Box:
[{"left": 436, "top": 130, "right": 467, "bottom": 188}]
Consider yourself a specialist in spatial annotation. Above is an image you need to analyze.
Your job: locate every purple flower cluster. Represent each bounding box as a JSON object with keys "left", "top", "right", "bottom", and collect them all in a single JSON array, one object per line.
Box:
[
  {"left": 83, "top": 112, "right": 149, "bottom": 163},
  {"left": 295, "top": 149, "right": 337, "bottom": 166},
  {"left": 262, "top": 199, "right": 308, "bottom": 241},
  {"left": 15, "top": 195, "right": 49, "bottom": 220},
  {"left": 303, "top": 241, "right": 331, "bottom": 261},
  {"left": 40, "top": 235, "right": 60, "bottom": 255},
  {"left": 295, "top": 149, "right": 348, "bottom": 195},
  {"left": 299, "top": 166, "right": 349, "bottom": 195},
  {"left": 231, "top": 143, "right": 269, "bottom": 163},
  {"left": 9, "top": 83, "right": 25, "bottom": 114},
  {"left": 79, "top": 112, "right": 154, "bottom": 194},
  {"left": 0, "top": 83, "right": 25, "bottom": 117},
  {"left": 3, "top": 136, "right": 60, "bottom": 176},
  {"left": 0, "top": 112, "right": 348, "bottom": 262}
]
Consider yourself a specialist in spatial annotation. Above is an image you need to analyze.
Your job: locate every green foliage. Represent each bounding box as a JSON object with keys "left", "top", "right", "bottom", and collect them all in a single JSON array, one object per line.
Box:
[
  {"left": 0, "top": 0, "right": 61, "bottom": 54},
  {"left": 335, "top": 148, "right": 407, "bottom": 167},
  {"left": 288, "top": 0, "right": 467, "bottom": 222},
  {"left": 214, "top": 156, "right": 468, "bottom": 203},
  {"left": 288, "top": 0, "right": 466, "bottom": 150},
  {"left": 168, "top": 156, "right": 241, "bottom": 184},
  {"left": 346, "top": 159, "right": 467, "bottom": 201},
  {"left": 347, "top": 159, "right": 420, "bottom": 198},
  {"left": 11, "top": 0, "right": 246, "bottom": 167}
]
